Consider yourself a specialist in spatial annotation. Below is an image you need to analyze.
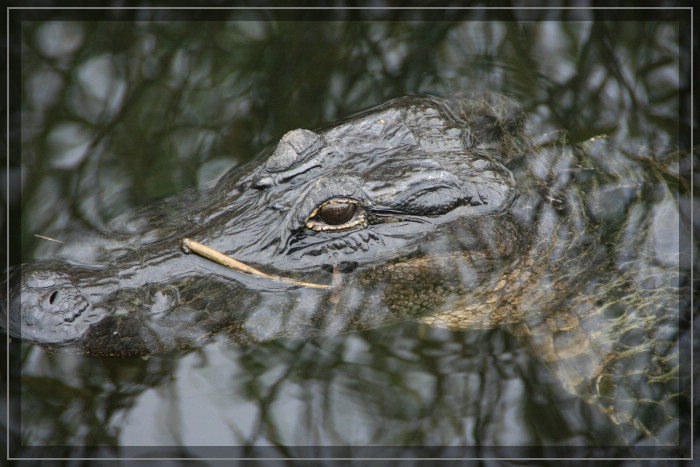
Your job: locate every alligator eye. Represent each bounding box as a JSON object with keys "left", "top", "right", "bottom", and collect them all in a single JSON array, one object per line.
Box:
[
  {"left": 305, "top": 198, "right": 368, "bottom": 232},
  {"left": 320, "top": 202, "right": 356, "bottom": 225}
]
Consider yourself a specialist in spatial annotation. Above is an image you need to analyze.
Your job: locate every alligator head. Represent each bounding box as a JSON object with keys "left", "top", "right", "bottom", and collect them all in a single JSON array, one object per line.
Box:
[{"left": 3, "top": 94, "right": 570, "bottom": 356}]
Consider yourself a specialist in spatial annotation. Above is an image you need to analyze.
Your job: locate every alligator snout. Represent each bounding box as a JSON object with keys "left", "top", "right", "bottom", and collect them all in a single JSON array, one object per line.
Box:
[{"left": 3, "top": 264, "right": 108, "bottom": 345}]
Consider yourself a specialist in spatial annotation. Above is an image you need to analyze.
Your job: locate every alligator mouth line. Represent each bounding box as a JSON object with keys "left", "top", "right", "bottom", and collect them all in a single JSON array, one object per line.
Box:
[{"left": 180, "top": 238, "right": 331, "bottom": 289}]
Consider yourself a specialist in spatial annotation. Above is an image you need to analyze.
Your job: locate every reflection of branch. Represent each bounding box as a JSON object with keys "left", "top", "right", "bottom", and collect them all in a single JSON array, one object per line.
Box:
[
  {"left": 73, "top": 34, "right": 193, "bottom": 234},
  {"left": 247, "top": 342, "right": 308, "bottom": 450}
]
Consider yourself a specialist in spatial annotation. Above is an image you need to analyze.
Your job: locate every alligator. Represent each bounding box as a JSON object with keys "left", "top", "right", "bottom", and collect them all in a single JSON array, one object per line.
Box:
[{"left": 2, "top": 94, "right": 688, "bottom": 447}]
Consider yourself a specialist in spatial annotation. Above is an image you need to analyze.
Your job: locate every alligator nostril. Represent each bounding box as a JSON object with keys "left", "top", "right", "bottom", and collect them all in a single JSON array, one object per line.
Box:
[{"left": 48, "top": 290, "right": 59, "bottom": 305}]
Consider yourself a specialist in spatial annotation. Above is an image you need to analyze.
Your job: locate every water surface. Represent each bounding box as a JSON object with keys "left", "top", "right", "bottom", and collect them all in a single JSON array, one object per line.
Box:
[{"left": 6, "top": 11, "right": 692, "bottom": 461}]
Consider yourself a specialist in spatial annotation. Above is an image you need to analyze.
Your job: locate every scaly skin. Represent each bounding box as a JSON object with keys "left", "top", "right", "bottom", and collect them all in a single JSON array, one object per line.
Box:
[{"left": 3, "top": 94, "right": 689, "bottom": 446}]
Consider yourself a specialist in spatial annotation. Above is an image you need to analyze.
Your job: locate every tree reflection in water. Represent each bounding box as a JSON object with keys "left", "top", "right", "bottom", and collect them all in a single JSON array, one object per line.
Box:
[{"left": 7, "top": 9, "right": 691, "bottom": 460}]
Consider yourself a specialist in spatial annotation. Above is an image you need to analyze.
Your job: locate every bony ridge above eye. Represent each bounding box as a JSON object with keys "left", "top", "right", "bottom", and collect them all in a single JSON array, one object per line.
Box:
[{"left": 305, "top": 199, "right": 368, "bottom": 232}]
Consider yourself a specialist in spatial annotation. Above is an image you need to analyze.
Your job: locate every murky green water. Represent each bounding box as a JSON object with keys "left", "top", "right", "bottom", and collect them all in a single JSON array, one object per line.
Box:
[{"left": 6, "top": 11, "right": 692, "bottom": 461}]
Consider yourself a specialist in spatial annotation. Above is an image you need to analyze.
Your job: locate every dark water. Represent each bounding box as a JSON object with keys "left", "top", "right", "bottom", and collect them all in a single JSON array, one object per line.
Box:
[{"left": 6, "top": 9, "right": 693, "bottom": 462}]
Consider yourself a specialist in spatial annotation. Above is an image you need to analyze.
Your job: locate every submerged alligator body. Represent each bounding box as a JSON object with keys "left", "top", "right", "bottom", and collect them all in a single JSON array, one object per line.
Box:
[{"left": 3, "top": 94, "right": 688, "bottom": 446}]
